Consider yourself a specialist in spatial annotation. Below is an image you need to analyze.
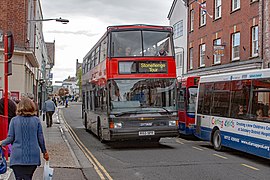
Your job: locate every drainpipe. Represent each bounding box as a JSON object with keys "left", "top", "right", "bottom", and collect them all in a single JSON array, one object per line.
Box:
[{"left": 261, "top": 0, "right": 264, "bottom": 68}]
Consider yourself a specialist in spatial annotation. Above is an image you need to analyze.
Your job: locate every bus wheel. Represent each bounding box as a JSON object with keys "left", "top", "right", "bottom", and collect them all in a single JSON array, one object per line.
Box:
[
  {"left": 84, "top": 115, "right": 89, "bottom": 132},
  {"left": 213, "top": 130, "right": 222, "bottom": 151},
  {"left": 98, "top": 121, "right": 105, "bottom": 143},
  {"left": 151, "top": 138, "right": 160, "bottom": 143}
]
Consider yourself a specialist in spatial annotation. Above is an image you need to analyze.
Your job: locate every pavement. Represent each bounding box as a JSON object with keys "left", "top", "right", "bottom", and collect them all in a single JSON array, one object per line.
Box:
[{"left": 0, "top": 105, "right": 96, "bottom": 180}]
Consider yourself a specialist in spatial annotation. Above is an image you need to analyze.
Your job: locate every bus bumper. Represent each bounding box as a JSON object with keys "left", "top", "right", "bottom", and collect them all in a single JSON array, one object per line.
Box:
[{"left": 109, "top": 127, "right": 179, "bottom": 141}]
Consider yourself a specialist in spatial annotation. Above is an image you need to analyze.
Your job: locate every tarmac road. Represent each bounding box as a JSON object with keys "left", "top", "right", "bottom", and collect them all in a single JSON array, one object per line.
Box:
[{"left": 62, "top": 102, "right": 270, "bottom": 180}]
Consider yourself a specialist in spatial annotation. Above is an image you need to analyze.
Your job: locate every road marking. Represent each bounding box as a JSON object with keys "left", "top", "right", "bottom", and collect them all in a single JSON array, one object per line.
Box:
[
  {"left": 213, "top": 154, "right": 228, "bottom": 159},
  {"left": 241, "top": 164, "right": 260, "bottom": 171},
  {"left": 60, "top": 110, "right": 113, "bottom": 180},
  {"left": 175, "top": 139, "right": 184, "bottom": 144},
  {"left": 192, "top": 146, "right": 204, "bottom": 151},
  {"left": 178, "top": 138, "right": 188, "bottom": 142}
]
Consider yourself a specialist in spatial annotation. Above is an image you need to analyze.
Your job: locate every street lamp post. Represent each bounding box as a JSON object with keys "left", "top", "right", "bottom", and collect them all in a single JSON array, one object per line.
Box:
[{"left": 28, "top": 17, "right": 69, "bottom": 24}]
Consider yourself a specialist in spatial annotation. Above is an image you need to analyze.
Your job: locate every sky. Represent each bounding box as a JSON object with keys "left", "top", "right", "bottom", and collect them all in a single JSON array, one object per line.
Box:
[{"left": 41, "top": 0, "right": 174, "bottom": 84}]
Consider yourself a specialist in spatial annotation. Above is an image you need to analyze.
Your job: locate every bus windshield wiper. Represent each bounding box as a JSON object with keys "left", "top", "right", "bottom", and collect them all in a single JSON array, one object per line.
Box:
[
  {"left": 114, "top": 108, "right": 173, "bottom": 117},
  {"left": 114, "top": 110, "right": 141, "bottom": 117},
  {"left": 159, "top": 107, "right": 173, "bottom": 114}
]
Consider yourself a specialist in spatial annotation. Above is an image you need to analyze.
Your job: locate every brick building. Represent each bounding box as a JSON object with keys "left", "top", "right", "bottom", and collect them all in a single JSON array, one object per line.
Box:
[
  {"left": 260, "top": 0, "right": 270, "bottom": 68},
  {"left": 0, "top": 0, "right": 53, "bottom": 106},
  {"left": 186, "top": 0, "right": 269, "bottom": 76}
]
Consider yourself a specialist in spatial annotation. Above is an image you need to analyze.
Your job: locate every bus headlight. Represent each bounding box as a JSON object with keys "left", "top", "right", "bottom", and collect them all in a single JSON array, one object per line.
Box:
[
  {"left": 114, "top": 122, "right": 123, "bottom": 129},
  {"left": 169, "top": 121, "right": 177, "bottom": 126}
]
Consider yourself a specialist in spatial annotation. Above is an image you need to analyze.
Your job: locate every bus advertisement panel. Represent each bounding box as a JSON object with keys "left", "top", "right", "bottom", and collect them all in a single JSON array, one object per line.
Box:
[
  {"left": 195, "top": 69, "right": 270, "bottom": 159},
  {"left": 177, "top": 76, "right": 199, "bottom": 135},
  {"left": 82, "top": 24, "right": 178, "bottom": 142}
]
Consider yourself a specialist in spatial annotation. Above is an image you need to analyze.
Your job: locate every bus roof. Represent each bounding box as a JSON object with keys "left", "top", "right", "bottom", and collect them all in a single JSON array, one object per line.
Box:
[
  {"left": 199, "top": 68, "right": 270, "bottom": 83},
  {"left": 107, "top": 24, "right": 173, "bottom": 31}
]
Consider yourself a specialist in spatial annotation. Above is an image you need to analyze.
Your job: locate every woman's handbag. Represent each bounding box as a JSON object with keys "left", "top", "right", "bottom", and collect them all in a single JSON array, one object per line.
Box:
[
  {"left": 43, "top": 161, "right": 53, "bottom": 180},
  {"left": 0, "top": 147, "right": 7, "bottom": 174}
]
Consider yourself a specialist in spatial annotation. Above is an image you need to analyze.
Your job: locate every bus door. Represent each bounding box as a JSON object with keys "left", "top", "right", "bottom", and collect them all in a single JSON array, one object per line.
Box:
[{"left": 177, "top": 86, "right": 187, "bottom": 133}]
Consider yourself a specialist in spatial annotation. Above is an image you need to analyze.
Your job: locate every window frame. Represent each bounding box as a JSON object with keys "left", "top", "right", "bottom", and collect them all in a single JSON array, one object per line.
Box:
[
  {"left": 232, "top": 0, "right": 240, "bottom": 12},
  {"left": 232, "top": 32, "right": 240, "bottom": 61},
  {"left": 214, "top": 0, "right": 222, "bottom": 19},
  {"left": 199, "top": 44, "right": 206, "bottom": 67},
  {"left": 251, "top": 26, "right": 259, "bottom": 57},
  {"left": 173, "top": 20, "right": 184, "bottom": 39},
  {"left": 189, "top": 47, "right": 193, "bottom": 70},
  {"left": 210, "top": 82, "right": 231, "bottom": 117},
  {"left": 190, "top": 9, "right": 194, "bottom": 32},
  {"left": 200, "top": 2, "right": 207, "bottom": 27},
  {"left": 213, "top": 38, "right": 222, "bottom": 64},
  {"left": 100, "top": 37, "right": 108, "bottom": 62}
]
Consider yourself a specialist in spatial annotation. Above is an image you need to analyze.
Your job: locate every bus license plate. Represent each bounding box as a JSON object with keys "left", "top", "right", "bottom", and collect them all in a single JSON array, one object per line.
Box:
[{"left": 139, "top": 131, "right": 155, "bottom": 136}]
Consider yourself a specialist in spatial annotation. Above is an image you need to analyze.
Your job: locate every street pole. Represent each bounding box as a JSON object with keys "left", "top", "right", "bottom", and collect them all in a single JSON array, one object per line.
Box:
[{"left": 2, "top": 33, "right": 9, "bottom": 158}]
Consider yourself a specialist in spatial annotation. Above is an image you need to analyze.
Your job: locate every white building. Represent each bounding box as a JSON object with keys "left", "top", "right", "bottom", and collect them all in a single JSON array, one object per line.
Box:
[
  {"left": 167, "top": 0, "right": 188, "bottom": 78},
  {"left": 62, "top": 77, "right": 79, "bottom": 97}
]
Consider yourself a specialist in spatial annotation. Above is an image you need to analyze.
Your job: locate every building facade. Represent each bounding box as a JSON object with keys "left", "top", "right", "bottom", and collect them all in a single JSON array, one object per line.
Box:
[
  {"left": 168, "top": 0, "right": 188, "bottom": 78},
  {"left": 186, "top": 0, "right": 264, "bottom": 76},
  {"left": 260, "top": 0, "right": 270, "bottom": 68},
  {"left": 0, "top": 0, "right": 53, "bottom": 107}
]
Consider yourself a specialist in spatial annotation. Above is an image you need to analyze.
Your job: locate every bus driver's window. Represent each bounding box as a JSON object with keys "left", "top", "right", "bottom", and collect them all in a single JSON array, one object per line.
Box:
[{"left": 109, "top": 81, "right": 121, "bottom": 101}]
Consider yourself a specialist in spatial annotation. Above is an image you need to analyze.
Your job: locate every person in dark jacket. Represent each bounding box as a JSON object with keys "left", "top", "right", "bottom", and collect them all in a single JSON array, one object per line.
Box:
[
  {"left": 52, "top": 96, "right": 57, "bottom": 107},
  {"left": 0, "top": 97, "right": 49, "bottom": 180},
  {"left": 0, "top": 91, "right": 17, "bottom": 128}
]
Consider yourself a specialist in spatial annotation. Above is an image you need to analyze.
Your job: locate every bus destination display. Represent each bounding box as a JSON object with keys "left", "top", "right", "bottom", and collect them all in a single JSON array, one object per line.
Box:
[{"left": 138, "top": 61, "right": 167, "bottom": 73}]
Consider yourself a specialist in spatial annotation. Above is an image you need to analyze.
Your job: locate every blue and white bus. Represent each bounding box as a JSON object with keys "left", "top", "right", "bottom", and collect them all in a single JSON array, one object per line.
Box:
[{"left": 195, "top": 69, "right": 270, "bottom": 159}]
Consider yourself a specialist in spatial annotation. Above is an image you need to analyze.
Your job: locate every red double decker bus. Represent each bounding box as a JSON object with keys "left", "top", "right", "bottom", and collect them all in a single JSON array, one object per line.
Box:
[
  {"left": 81, "top": 24, "right": 178, "bottom": 142},
  {"left": 177, "top": 76, "right": 199, "bottom": 135}
]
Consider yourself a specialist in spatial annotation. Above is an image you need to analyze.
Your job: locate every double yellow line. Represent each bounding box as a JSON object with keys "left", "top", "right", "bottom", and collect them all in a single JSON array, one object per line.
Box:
[{"left": 60, "top": 111, "right": 113, "bottom": 180}]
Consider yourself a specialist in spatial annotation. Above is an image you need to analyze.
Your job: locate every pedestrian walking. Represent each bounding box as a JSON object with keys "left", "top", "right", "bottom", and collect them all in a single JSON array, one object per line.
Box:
[
  {"left": 43, "top": 96, "right": 56, "bottom": 127},
  {"left": 28, "top": 93, "right": 39, "bottom": 117},
  {"left": 52, "top": 96, "right": 57, "bottom": 107},
  {"left": 0, "top": 97, "right": 49, "bottom": 180},
  {"left": 0, "top": 91, "right": 17, "bottom": 128},
  {"left": 0, "top": 92, "right": 17, "bottom": 157}
]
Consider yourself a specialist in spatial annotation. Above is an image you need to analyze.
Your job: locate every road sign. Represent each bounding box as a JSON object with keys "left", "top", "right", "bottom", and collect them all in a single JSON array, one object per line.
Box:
[
  {"left": 8, "top": 60, "right": 12, "bottom": 76},
  {"left": 47, "top": 87, "right": 53, "bottom": 93},
  {"left": 213, "top": 45, "right": 225, "bottom": 56}
]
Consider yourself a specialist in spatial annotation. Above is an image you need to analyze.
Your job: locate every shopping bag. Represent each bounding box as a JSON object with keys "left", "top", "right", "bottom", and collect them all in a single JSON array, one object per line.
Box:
[
  {"left": 43, "top": 161, "right": 53, "bottom": 180},
  {"left": 0, "top": 147, "right": 7, "bottom": 174}
]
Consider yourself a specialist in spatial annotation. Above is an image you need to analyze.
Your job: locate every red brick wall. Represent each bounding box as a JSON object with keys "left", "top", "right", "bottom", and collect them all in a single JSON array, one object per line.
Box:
[
  {"left": 188, "top": 0, "right": 259, "bottom": 71},
  {"left": 0, "top": 0, "right": 29, "bottom": 49}
]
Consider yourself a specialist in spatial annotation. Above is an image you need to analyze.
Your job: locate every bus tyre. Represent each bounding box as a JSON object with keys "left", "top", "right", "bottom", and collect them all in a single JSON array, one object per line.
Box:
[
  {"left": 213, "top": 130, "right": 222, "bottom": 151},
  {"left": 151, "top": 138, "right": 160, "bottom": 143},
  {"left": 98, "top": 122, "right": 105, "bottom": 143},
  {"left": 84, "top": 115, "right": 88, "bottom": 132}
]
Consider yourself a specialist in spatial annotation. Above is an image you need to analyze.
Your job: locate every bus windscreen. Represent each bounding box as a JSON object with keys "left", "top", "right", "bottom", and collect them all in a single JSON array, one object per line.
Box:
[{"left": 111, "top": 30, "right": 173, "bottom": 57}]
